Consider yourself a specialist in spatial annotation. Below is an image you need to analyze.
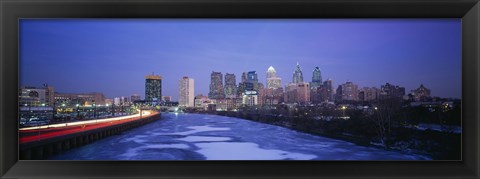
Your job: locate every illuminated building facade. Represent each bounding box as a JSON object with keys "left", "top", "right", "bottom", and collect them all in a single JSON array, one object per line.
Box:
[
  {"left": 323, "top": 79, "right": 334, "bottom": 101},
  {"left": 337, "top": 82, "right": 359, "bottom": 101},
  {"left": 358, "top": 87, "right": 379, "bottom": 101},
  {"left": 145, "top": 74, "right": 162, "bottom": 103},
  {"left": 380, "top": 82, "right": 406, "bottom": 99},
  {"left": 19, "top": 84, "right": 55, "bottom": 107},
  {"left": 131, "top": 94, "right": 141, "bottom": 102},
  {"left": 411, "top": 84, "right": 431, "bottom": 101},
  {"left": 224, "top": 73, "right": 237, "bottom": 98},
  {"left": 310, "top": 66, "right": 322, "bottom": 89},
  {"left": 162, "top": 96, "right": 172, "bottom": 102},
  {"left": 54, "top": 92, "right": 107, "bottom": 106},
  {"left": 208, "top": 71, "right": 225, "bottom": 99},
  {"left": 266, "top": 66, "right": 282, "bottom": 89},
  {"left": 292, "top": 62, "right": 304, "bottom": 84},
  {"left": 179, "top": 76, "right": 195, "bottom": 107}
]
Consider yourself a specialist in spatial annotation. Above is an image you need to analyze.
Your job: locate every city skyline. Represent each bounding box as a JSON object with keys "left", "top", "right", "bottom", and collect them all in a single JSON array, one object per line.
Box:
[{"left": 20, "top": 19, "right": 461, "bottom": 100}]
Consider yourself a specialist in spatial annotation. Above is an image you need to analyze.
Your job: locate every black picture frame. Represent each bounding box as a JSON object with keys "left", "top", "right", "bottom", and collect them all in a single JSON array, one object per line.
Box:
[{"left": 1, "top": 0, "right": 479, "bottom": 178}]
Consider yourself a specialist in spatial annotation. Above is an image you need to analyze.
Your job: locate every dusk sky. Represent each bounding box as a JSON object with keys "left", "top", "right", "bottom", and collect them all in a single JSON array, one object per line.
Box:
[{"left": 20, "top": 19, "right": 461, "bottom": 100}]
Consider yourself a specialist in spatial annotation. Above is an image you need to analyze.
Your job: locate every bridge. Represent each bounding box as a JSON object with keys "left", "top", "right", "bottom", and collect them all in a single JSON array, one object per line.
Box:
[{"left": 19, "top": 110, "right": 161, "bottom": 160}]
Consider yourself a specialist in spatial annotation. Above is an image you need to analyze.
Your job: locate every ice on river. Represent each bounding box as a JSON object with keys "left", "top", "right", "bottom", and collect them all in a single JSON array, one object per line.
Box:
[
  {"left": 195, "top": 142, "right": 317, "bottom": 160},
  {"left": 49, "top": 113, "right": 430, "bottom": 160}
]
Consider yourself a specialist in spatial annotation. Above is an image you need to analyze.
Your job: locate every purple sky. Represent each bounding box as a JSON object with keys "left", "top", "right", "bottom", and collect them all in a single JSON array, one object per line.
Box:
[{"left": 20, "top": 19, "right": 461, "bottom": 100}]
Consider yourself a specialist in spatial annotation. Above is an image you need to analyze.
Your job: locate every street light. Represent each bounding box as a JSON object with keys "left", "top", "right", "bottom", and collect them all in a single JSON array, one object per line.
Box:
[
  {"left": 93, "top": 102, "right": 97, "bottom": 120},
  {"left": 76, "top": 104, "right": 80, "bottom": 118},
  {"left": 106, "top": 104, "right": 109, "bottom": 118},
  {"left": 342, "top": 106, "right": 347, "bottom": 117}
]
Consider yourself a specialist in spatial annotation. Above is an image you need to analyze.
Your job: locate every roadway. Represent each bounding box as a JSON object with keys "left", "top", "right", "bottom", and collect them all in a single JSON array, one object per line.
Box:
[{"left": 19, "top": 110, "right": 157, "bottom": 144}]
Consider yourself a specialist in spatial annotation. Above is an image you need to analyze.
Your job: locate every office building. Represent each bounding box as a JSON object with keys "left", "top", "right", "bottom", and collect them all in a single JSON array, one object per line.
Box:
[
  {"left": 208, "top": 71, "right": 225, "bottom": 99},
  {"left": 358, "top": 87, "right": 379, "bottom": 101},
  {"left": 237, "top": 72, "right": 248, "bottom": 97},
  {"left": 336, "top": 82, "right": 359, "bottom": 101},
  {"left": 264, "top": 87, "right": 284, "bottom": 105},
  {"left": 266, "top": 66, "right": 282, "bottom": 89},
  {"left": 284, "top": 82, "right": 310, "bottom": 104},
  {"left": 310, "top": 66, "right": 322, "bottom": 89},
  {"left": 292, "top": 62, "right": 304, "bottom": 84},
  {"left": 410, "top": 84, "right": 431, "bottom": 101},
  {"left": 145, "top": 74, "right": 162, "bottom": 103},
  {"left": 194, "top": 95, "right": 215, "bottom": 111},
  {"left": 224, "top": 73, "right": 237, "bottom": 98},
  {"left": 380, "top": 82, "right": 406, "bottom": 99},
  {"left": 131, "top": 94, "right": 141, "bottom": 102},
  {"left": 19, "top": 84, "right": 55, "bottom": 107},
  {"left": 162, "top": 96, "right": 172, "bottom": 102},
  {"left": 54, "top": 92, "right": 107, "bottom": 106},
  {"left": 323, "top": 79, "right": 334, "bottom": 101},
  {"left": 179, "top": 76, "right": 195, "bottom": 107}
]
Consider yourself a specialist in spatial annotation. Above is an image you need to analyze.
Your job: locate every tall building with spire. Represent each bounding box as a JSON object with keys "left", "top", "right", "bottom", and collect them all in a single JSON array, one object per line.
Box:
[
  {"left": 311, "top": 66, "right": 322, "bottom": 89},
  {"left": 208, "top": 71, "right": 225, "bottom": 99},
  {"left": 292, "top": 62, "right": 304, "bottom": 84},
  {"left": 266, "top": 66, "right": 282, "bottom": 89}
]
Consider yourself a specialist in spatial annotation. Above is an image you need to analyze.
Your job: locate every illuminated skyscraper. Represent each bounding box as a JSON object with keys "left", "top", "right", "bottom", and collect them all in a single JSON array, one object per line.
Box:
[
  {"left": 266, "top": 66, "right": 282, "bottom": 89},
  {"left": 246, "top": 71, "right": 259, "bottom": 91},
  {"left": 237, "top": 72, "right": 248, "bottom": 97},
  {"left": 338, "top": 81, "right": 359, "bottom": 101},
  {"left": 359, "top": 87, "right": 379, "bottom": 101},
  {"left": 292, "top": 62, "right": 304, "bottom": 84},
  {"left": 145, "top": 74, "right": 162, "bottom": 103},
  {"left": 179, "top": 76, "right": 195, "bottom": 107},
  {"left": 224, "top": 73, "right": 237, "bottom": 98},
  {"left": 311, "top": 66, "right": 322, "bottom": 89},
  {"left": 208, "top": 71, "right": 225, "bottom": 99}
]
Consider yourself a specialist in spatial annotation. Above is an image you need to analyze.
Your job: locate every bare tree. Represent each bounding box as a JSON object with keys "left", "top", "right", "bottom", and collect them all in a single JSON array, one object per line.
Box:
[{"left": 370, "top": 99, "right": 401, "bottom": 147}]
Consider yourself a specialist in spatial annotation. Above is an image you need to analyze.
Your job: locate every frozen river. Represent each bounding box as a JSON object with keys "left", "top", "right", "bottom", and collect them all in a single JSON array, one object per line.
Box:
[{"left": 50, "top": 113, "right": 430, "bottom": 160}]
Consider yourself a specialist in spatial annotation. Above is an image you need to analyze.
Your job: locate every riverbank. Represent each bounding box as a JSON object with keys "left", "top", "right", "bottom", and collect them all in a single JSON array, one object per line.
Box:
[{"left": 187, "top": 110, "right": 459, "bottom": 160}]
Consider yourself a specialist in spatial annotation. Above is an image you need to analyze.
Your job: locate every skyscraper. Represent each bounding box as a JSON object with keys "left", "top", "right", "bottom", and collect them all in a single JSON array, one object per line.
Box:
[
  {"left": 323, "top": 78, "right": 334, "bottom": 101},
  {"left": 266, "top": 66, "right": 282, "bottom": 89},
  {"left": 179, "top": 76, "right": 195, "bottom": 107},
  {"left": 145, "top": 74, "right": 162, "bottom": 103},
  {"left": 208, "top": 71, "right": 225, "bottom": 99},
  {"left": 292, "top": 62, "right": 304, "bottom": 84},
  {"left": 246, "top": 71, "right": 259, "bottom": 91},
  {"left": 338, "top": 81, "right": 359, "bottom": 101},
  {"left": 311, "top": 66, "right": 322, "bottom": 89},
  {"left": 380, "top": 82, "right": 406, "bottom": 99},
  {"left": 224, "top": 73, "right": 237, "bottom": 98},
  {"left": 359, "top": 87, "right": 379, "bottom": 101},
  {"left": 237, "top": 72, "right": 248, "bottom": 97}
]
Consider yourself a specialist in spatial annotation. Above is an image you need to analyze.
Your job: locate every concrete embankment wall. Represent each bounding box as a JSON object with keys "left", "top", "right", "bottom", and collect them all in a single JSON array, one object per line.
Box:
[{"left": 19, "top": 113, "right": 161, "bottom": 160}]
